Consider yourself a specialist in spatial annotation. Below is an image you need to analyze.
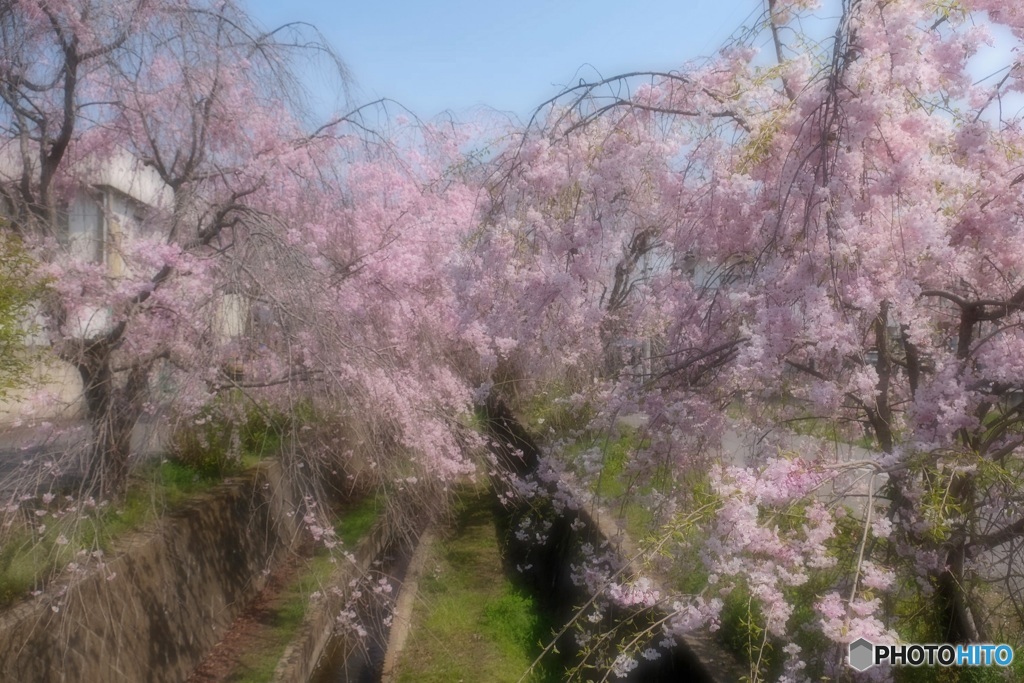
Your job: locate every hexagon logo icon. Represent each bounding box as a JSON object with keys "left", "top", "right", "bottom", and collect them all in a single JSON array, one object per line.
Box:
[{"left": 848, "top": 637, "right": 875, "bottom": 671}]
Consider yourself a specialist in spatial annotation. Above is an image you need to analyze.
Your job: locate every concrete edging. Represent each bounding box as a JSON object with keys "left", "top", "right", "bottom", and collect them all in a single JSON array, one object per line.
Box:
[
  {"left": 379, "top": 527, "right": 435, "bottom": 682},
  {"left": 271, "top": 515, "right": 397, "bottom": 683},
  {"left": 578, "top": 493, "right": 748, "bottom": 683}
]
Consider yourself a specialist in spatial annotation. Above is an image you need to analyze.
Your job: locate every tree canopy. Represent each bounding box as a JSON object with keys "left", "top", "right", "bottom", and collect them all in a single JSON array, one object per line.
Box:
[{"left": 3, "top": 0, "right": 1024, "bottom": 680}]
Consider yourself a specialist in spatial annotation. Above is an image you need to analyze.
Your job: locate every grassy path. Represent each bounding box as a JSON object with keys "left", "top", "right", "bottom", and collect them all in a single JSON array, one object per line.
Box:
[{"left": 391, "top": 489, "right": 557, "bottom": 683}]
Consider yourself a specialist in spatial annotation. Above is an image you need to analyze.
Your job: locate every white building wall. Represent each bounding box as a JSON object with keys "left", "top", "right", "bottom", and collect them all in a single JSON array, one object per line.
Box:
[
  {"left": 0, "top": 152, "right": 173, "bottom": 427},
  {"left": 0, "top": 356, "right": 84, "bottom": 426}
]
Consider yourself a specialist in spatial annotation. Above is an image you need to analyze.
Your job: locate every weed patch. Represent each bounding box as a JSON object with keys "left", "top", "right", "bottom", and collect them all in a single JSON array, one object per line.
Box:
[{"left": 395, "top": 489, "right": 559, "bottom": 682}]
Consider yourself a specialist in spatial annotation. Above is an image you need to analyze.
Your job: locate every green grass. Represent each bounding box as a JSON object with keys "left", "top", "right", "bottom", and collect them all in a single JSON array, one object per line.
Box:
[
  {"left": 518, "top": 379, "right": 594, "bottom": 438},
  {"left": 335, "top": 495, "right": 383, "bottom": 547},
  {"left": 395, "top": 489, "right": 559, "bottom": 683},
  {"left": 0, "top": 397, "right": 303, "bottom": 608},
  {"left": 0, "top": 457, "right": 240, "bottom": 607},
  {"left": 560, "top": 428, "right": 679, "bottom": 542}
]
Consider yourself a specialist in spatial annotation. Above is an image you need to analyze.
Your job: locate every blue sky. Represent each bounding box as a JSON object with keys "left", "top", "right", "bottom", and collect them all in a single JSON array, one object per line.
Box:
[{"left": 245, "top": 1, "right": 766, "bottom": 120}]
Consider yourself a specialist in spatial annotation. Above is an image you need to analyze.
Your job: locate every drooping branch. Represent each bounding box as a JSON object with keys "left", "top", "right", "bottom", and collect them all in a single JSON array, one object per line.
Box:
[{"left": 649, "top": 337, "right": 748, "bottom": 387}]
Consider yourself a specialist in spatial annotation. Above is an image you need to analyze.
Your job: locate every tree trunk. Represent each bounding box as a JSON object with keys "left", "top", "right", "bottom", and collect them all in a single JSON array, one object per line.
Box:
[
  {"left": 88, "top": 405, "right": 134, "bottom": 500},
  {"left": 935, "top": 548, "right": 982, "bottom": 643},
  {"left": 935, "top": 473, "right": 985, "bottom": 643},
  {"left": 868, "top": 303, "right": 894, "bottom": 453},
  {"left": 79, "top": 347, "right": 150, "bottom": 499}
]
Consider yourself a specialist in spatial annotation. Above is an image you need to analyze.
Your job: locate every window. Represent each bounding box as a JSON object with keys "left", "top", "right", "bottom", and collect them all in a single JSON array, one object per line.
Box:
[{"left": 65, "top": 189, "right": 105, "bottom": 264}]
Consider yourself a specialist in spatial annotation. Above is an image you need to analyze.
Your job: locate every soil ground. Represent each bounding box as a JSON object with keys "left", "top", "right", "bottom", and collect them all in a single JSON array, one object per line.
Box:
[{"left": 186, "top": 552, "right": 306, "bottom": 683}]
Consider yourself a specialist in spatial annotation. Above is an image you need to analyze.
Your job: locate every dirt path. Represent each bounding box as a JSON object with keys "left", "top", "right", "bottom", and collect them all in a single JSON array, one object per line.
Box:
[{"left": 186, "top": 552, "right": 305, "bottom": 683}]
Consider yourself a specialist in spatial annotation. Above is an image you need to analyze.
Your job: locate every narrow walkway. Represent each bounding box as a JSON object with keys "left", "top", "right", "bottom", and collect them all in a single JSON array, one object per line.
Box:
[{"left": 387, "top": 489, "right": 556, "bottom": 683}]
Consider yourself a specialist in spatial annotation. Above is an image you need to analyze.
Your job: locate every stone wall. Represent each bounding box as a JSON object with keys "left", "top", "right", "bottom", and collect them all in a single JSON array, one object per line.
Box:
[{"left": 0, "top": 460, "right": 301, "bottom": 683}]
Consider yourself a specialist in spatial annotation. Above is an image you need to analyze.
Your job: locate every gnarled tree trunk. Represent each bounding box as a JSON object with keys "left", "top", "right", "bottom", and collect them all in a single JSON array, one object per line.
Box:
[{"left": 78, "top": 343, "right": 150, "bottom": 499}]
